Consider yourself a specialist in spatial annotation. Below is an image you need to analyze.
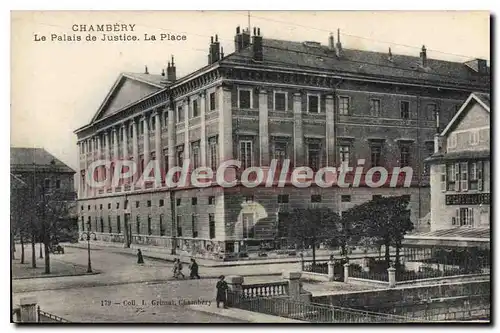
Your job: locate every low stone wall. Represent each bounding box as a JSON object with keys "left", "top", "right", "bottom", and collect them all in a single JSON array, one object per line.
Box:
[
  {"left": 395, "top": 274, "right": 490, "bottom": 288},
  {"left": 313, "top": 278, "right": 491, "bottom": 310},
  {"left": 300, "top": 271, "right": 330, "bottom": 282},
  {"left": 348, "top": 277, "right": 389, "bottom": 288}
]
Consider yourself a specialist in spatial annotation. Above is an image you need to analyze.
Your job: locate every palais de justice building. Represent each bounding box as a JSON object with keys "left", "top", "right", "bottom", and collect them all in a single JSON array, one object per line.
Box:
[{"left": 74, "top": 27, "right": 490, "bottom": 260}]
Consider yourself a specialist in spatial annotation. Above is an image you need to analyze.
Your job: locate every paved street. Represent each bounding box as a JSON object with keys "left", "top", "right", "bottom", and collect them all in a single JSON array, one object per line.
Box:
[{"left": 12, "top": 245, "right": 283, "bottom": 322}]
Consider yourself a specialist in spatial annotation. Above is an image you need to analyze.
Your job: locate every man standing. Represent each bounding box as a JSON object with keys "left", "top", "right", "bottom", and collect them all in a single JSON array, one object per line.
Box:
[
  {"left": 189, "top": 258, "right": 200, "bottom": 279},
  {"left": 216, "top": 275, "right": 228, "bottom": 309},
  {"left": 137, "top": 249, "right": 144, "bottom": 264}
]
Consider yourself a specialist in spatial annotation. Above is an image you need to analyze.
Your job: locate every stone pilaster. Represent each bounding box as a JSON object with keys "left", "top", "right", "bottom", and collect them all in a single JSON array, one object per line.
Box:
[
  {"left": 121, "top": 123, "right": 129, "bottom": 185},
  {"left": 183, "top": 100, "right": 190, "bottom": 168},
  {"left": 112, "top": 127, "right": 119, "bottom": 189},
  {"left": 167, "top": 106, "right": 175, "bottom": 169},
  {"left": 154, "top": 111, "right": 162, "bottom": 186},
  {"left": 200, "top": 92, "right": 207, "bottom": 167},
  {"left": 104, "top": 131, "right": 111, "bottom": 189},
  {"left": 325, "top": 95, "right": 335, "bottom": 166},
  {"left": 219, "top": 85, "right": 233, "bottom": 163},
  {"left": 293, "top": 92, "right": 304, "bottom": 166},
  {"left": 142, "top": 115, "right": 150, "bottom": 178},
  {"left": 96, "top": 134, "right": 102, "bottom": 193},
  {"left": 259, "top": 89, "right": 269, "bottom": 166},
  {"left": 132, "top": 119, "right": 139, "bottom": 186}
]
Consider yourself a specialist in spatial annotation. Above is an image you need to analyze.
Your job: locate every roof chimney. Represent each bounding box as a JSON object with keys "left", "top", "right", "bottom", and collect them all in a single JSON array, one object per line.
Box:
[
  {"left": 335, "top": 29, "right": 343, "bottom": 57},
  {"left": 144, "top": 65, "right": 149, "bottom": 74},
  {"left": 167, "top": 55, "right": 176, "bottom": 81},
  {"left": 221, "top": 46, "right": 224, "bottom": 59},
  {"left": 208, "top": 35, "right": 221, "bottom": 65},
  {"left": 388, "top": 47, "right": 393, "bottom": 62},
  {"left": 328, "top": 33, "right": 335, "bottom": 50},
  {"left": 161, "top": 68, "right": 165, "bottom": 76},
  {"left": 242, "top": 28, "right": 251, "bottom": 49},
  {"left": 420, "top": 45, "right": 427, "bottom": 67},
  {"left": 252, "top": 26, "right": 263, "bottom": 61},
  {"left": 234, "top": 26, "right": 243, "bottom": 52}
]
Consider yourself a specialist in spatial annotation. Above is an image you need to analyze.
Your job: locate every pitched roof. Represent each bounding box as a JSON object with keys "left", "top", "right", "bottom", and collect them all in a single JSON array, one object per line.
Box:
[
  {"left": 10, "top": 148, "right": 75, "bottom": 174},
  {"left": 441, "top": 92, "right": 490, "bottom": 136},
  {"left": 122, "top": 72, "right": 170, "bottom": 88},
  {"left": 222, "top": 38, "right": 490, "bottom": 88}
]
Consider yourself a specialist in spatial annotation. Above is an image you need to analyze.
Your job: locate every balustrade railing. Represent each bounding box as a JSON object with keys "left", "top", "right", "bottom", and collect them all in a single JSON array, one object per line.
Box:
[{"left": 242, "top": 282, "right": 289, "bottom": 298}]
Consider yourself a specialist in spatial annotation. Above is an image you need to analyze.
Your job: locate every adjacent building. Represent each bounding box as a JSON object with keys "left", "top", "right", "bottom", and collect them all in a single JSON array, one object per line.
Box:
[
  {"left": 403, "top": 92, "right": 490, "bottom": 273},
  {"left": 74, "top": 27, "right": 490, "bottom": 260}
]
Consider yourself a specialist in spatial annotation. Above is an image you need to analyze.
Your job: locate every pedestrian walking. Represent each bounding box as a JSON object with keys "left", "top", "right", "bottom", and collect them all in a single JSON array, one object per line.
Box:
[
  {"left": 137, "top": 249, "right": 144, "bottom": 264},
  {"left": 173, "top": 259, "right": 185, "bottom": 279},
  {"left": 189, "top": 258, "right": 201, "bottom": 279},
  {"left": 216, "top": 275, "right": 228, "bottom": 308}
]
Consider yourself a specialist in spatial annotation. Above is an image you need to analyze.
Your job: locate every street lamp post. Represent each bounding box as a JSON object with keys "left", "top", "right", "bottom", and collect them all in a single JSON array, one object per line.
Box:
[{"left": 81, "top": 221, "right": 95, "bottom": 273}]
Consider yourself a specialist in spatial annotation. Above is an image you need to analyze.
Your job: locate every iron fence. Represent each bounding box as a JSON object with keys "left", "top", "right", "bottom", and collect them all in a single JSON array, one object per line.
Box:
[
  {"left": 228, "top": 292, "right": 410, "bottom": 323},
  {"left": 303, "top": 261, "right": 329, "bottom": 274},
  {"left": 37, "top": 306, "right": 70, "bottom": 323},
  {"left": 349, "top": 268, "right": 389, "bottom": 282}
]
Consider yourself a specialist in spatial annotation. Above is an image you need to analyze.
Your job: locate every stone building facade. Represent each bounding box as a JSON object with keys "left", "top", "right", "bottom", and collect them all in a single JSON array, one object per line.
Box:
[{"left": 74, "top": 27, "right": 490, "bottom": 260}]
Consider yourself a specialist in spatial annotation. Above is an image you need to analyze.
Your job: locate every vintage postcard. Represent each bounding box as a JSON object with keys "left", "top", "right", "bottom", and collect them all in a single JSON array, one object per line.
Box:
[{"left": 10, "top": 10, "right": 491, "bottom": 323}]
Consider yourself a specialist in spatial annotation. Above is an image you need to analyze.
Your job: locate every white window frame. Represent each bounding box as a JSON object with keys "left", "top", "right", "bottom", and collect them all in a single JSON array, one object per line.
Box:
[
  {"left": 427, "top": 103, "right": 437, "bottom": 120},
  {"left": 460, "top": 162, "right": 468, "bottom": 191},
  {"left": 238, "top": 88, "right": 253, "bottom": 109},
  {"left": 239, "top": 140, "right": 253, "bottom": 169},
  {"left": 454, "top": 162, "right": 460, "bottom": 191},
  {"left": 338, "top": 95, "right": 350, "bottom": 115},
  {"left": 469, "top": 130, "right": 479, "bottom": 146},
  {"left": 439, "top": 164, "right": 447, "bottom": 192},
  {"left": 448, "top": 133, "right": 457, "bottom": 148},
  {"left": 478, "top": 161, "right": 484, "bottom": 191},
  {"left": 307, "top": 94, "right": 321, "bottom": 113},
  {"left": 307, "top": 143, "right": 321, "bottom": 171},
  {"left": 177, "top": 106, "right": 184, "bottom": 123},
  {"left": 191, "top": 141, "right": 201, "bottom": 169},
  {"left": 339, "top": 145, "right": 350, "bottom": 164},
  {"left": 370, "top": 98, "right": 381, "bottom": 117},
  {"left": 273, "top": 91, "right": 288, "bottom": 111},
  {"left": 209, "top": 137, "right": 219, "bottom": 170}
]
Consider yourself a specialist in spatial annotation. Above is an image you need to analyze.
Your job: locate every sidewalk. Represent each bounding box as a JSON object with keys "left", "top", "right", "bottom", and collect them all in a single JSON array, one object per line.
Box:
[
  {"left": 64, "top": 241, "right": 391, "bottom": 267},
  {"left": 188, "top": 304, "right": 307, "bottom": 323}
]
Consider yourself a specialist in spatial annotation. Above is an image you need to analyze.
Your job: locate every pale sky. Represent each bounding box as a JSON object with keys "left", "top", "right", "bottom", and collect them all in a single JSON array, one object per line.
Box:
[{"left": 11, "top": 11, "right": 490, "bottom": 171}]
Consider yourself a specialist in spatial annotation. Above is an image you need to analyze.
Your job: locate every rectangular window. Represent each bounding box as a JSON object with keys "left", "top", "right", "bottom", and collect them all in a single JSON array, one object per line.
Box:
[
  {"left": 311, "top": 195, "right": 322, "bottom": 203},
  {"left": 208, "top": 196, "right": 215, "bottom": 205},
  {"left": 400, "top": 146, "right": 410, "bottom": 167},
  {"left": 427, "top": 103, "right": 437, "bottom": 120},
  {"left": 277, "top": 194, "right": 289, "bottom": 204},
  {"left": 176, "top": 198, "right": 181, "bottom": 206},
  {"left": 460, "top": 162, "right": 468, "bottom": 191},
  {"left": 177, "top": 106, "right": 184, "bottom": 123},
  {"left": 192, "top": 197, "right": 197, "bottom": 205},
  {"left": 400, "top": 101, "right": 410, "bottom": 119},
  {"left": 147, "top": 200, "right": 151, "bottom": 207},
  {"left": 308, "top": 143, "right": 320, "bottom": 171},
  {"left": 150, "top": 116, "right": 156, "bottom": 132},
  {"left": 339, "top": 145, "right": 350, "bottom": 164},
  {"left": 209, "top": 214, "right": 215, "bottom": 239},
  {"left": 159, "top": 214, "right": 165, "bottom": 236},
  {"left": 338, "top": 96, "right": 350, "bottom": 115},
  {"left": 159, "top": 199, "right": 164, "bottom": 207},
  {"left": 244, "top": 195, "right": 254, "bottom": 203},
  {"left": 136, "top": 216, "right": 141, "bottom": 234},
  {"left": 136, "top": 201, "right": 140, "bottom": 208},
  {"left": 371, "top": 145, "right": 382, "bottom": 167},
  {"left": 341, "top": 195, "right": 351, "bottom": 202},
  {"left": 209, "top": 137, "right": 219, "bottom": 170},
  {"left": 470, "top": 162, "right": 478, "bottom": 191},
  {"left": 44, "top": 178, "right": 50, "bottom": 188},
  {"left": 209, "top": 92, "right": 216, "bottom": 111},
  {"left": 273, "top": 141, "right": 288, "bottom": 167},
  {"left": 458, "top": 208, "right": 474, "bottom": 227},
  {"left": 139, "top": 120, "right": 145, "bottom": 135},
  {"left": 440, "top": 165, "right": 447, "bottom": 192},
  {"left": 478, "top": 161, "right": 484, "bottom": 191},
  {"left": 274, "top": 92, "right": 287, "bottom": 111},
  {"left": 100, "top": 204, "right": 103, "bottom": 210},
  {"left": 370, "top": 99, "right": 381, "bottom": 117},
  {"left": 100, "top": 218, "right": 104, "bottom": 233},
  {"left": 191, "top": 142, "right": 201, "bottom": 169},
  {"left": 308, "top": 95, "right": 320, "bottom": 113},
  {"left": 448, "top": 133, "right": 457, "bottom": 148},
  {"left": 124, "top": 200, "right": 128, "bottom": 209},
  {"left": 55, "top": 179, "right": 61, "bottom": 189},
  {"left": 176, "top": 215, "right": 182, "bottom": 236},
  {"left": 117, "top": 216, "right": 121, "bottom": 234},
  {"left": 469, "top": 131, "right": 479, "bottom": 145},
  {"left": 177, "top": 148, "right": 184, "bottom": 167},
  {"left": 454, "top": 162, "right": 460, "bottom": 192},
  {"left": 108, "top": 216, "right": 112, "bottom": 233},
  {"left": 239, "top": 140, "right": 253, "bottom": 169},
  {"left": 447, "top": 164, "right": 456, "bottom": 191},
  {"left": 192, "top": 215, "right": 198, "bottom": 238},
  {"left": 242, "top": 213, "right": 254, "bottom": 238},
  {"left": 192, "top": 99, "right": 199, "bottom": 118},
  {"left": 238, "top": 89, "right": 252, "bottom": 109}
]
